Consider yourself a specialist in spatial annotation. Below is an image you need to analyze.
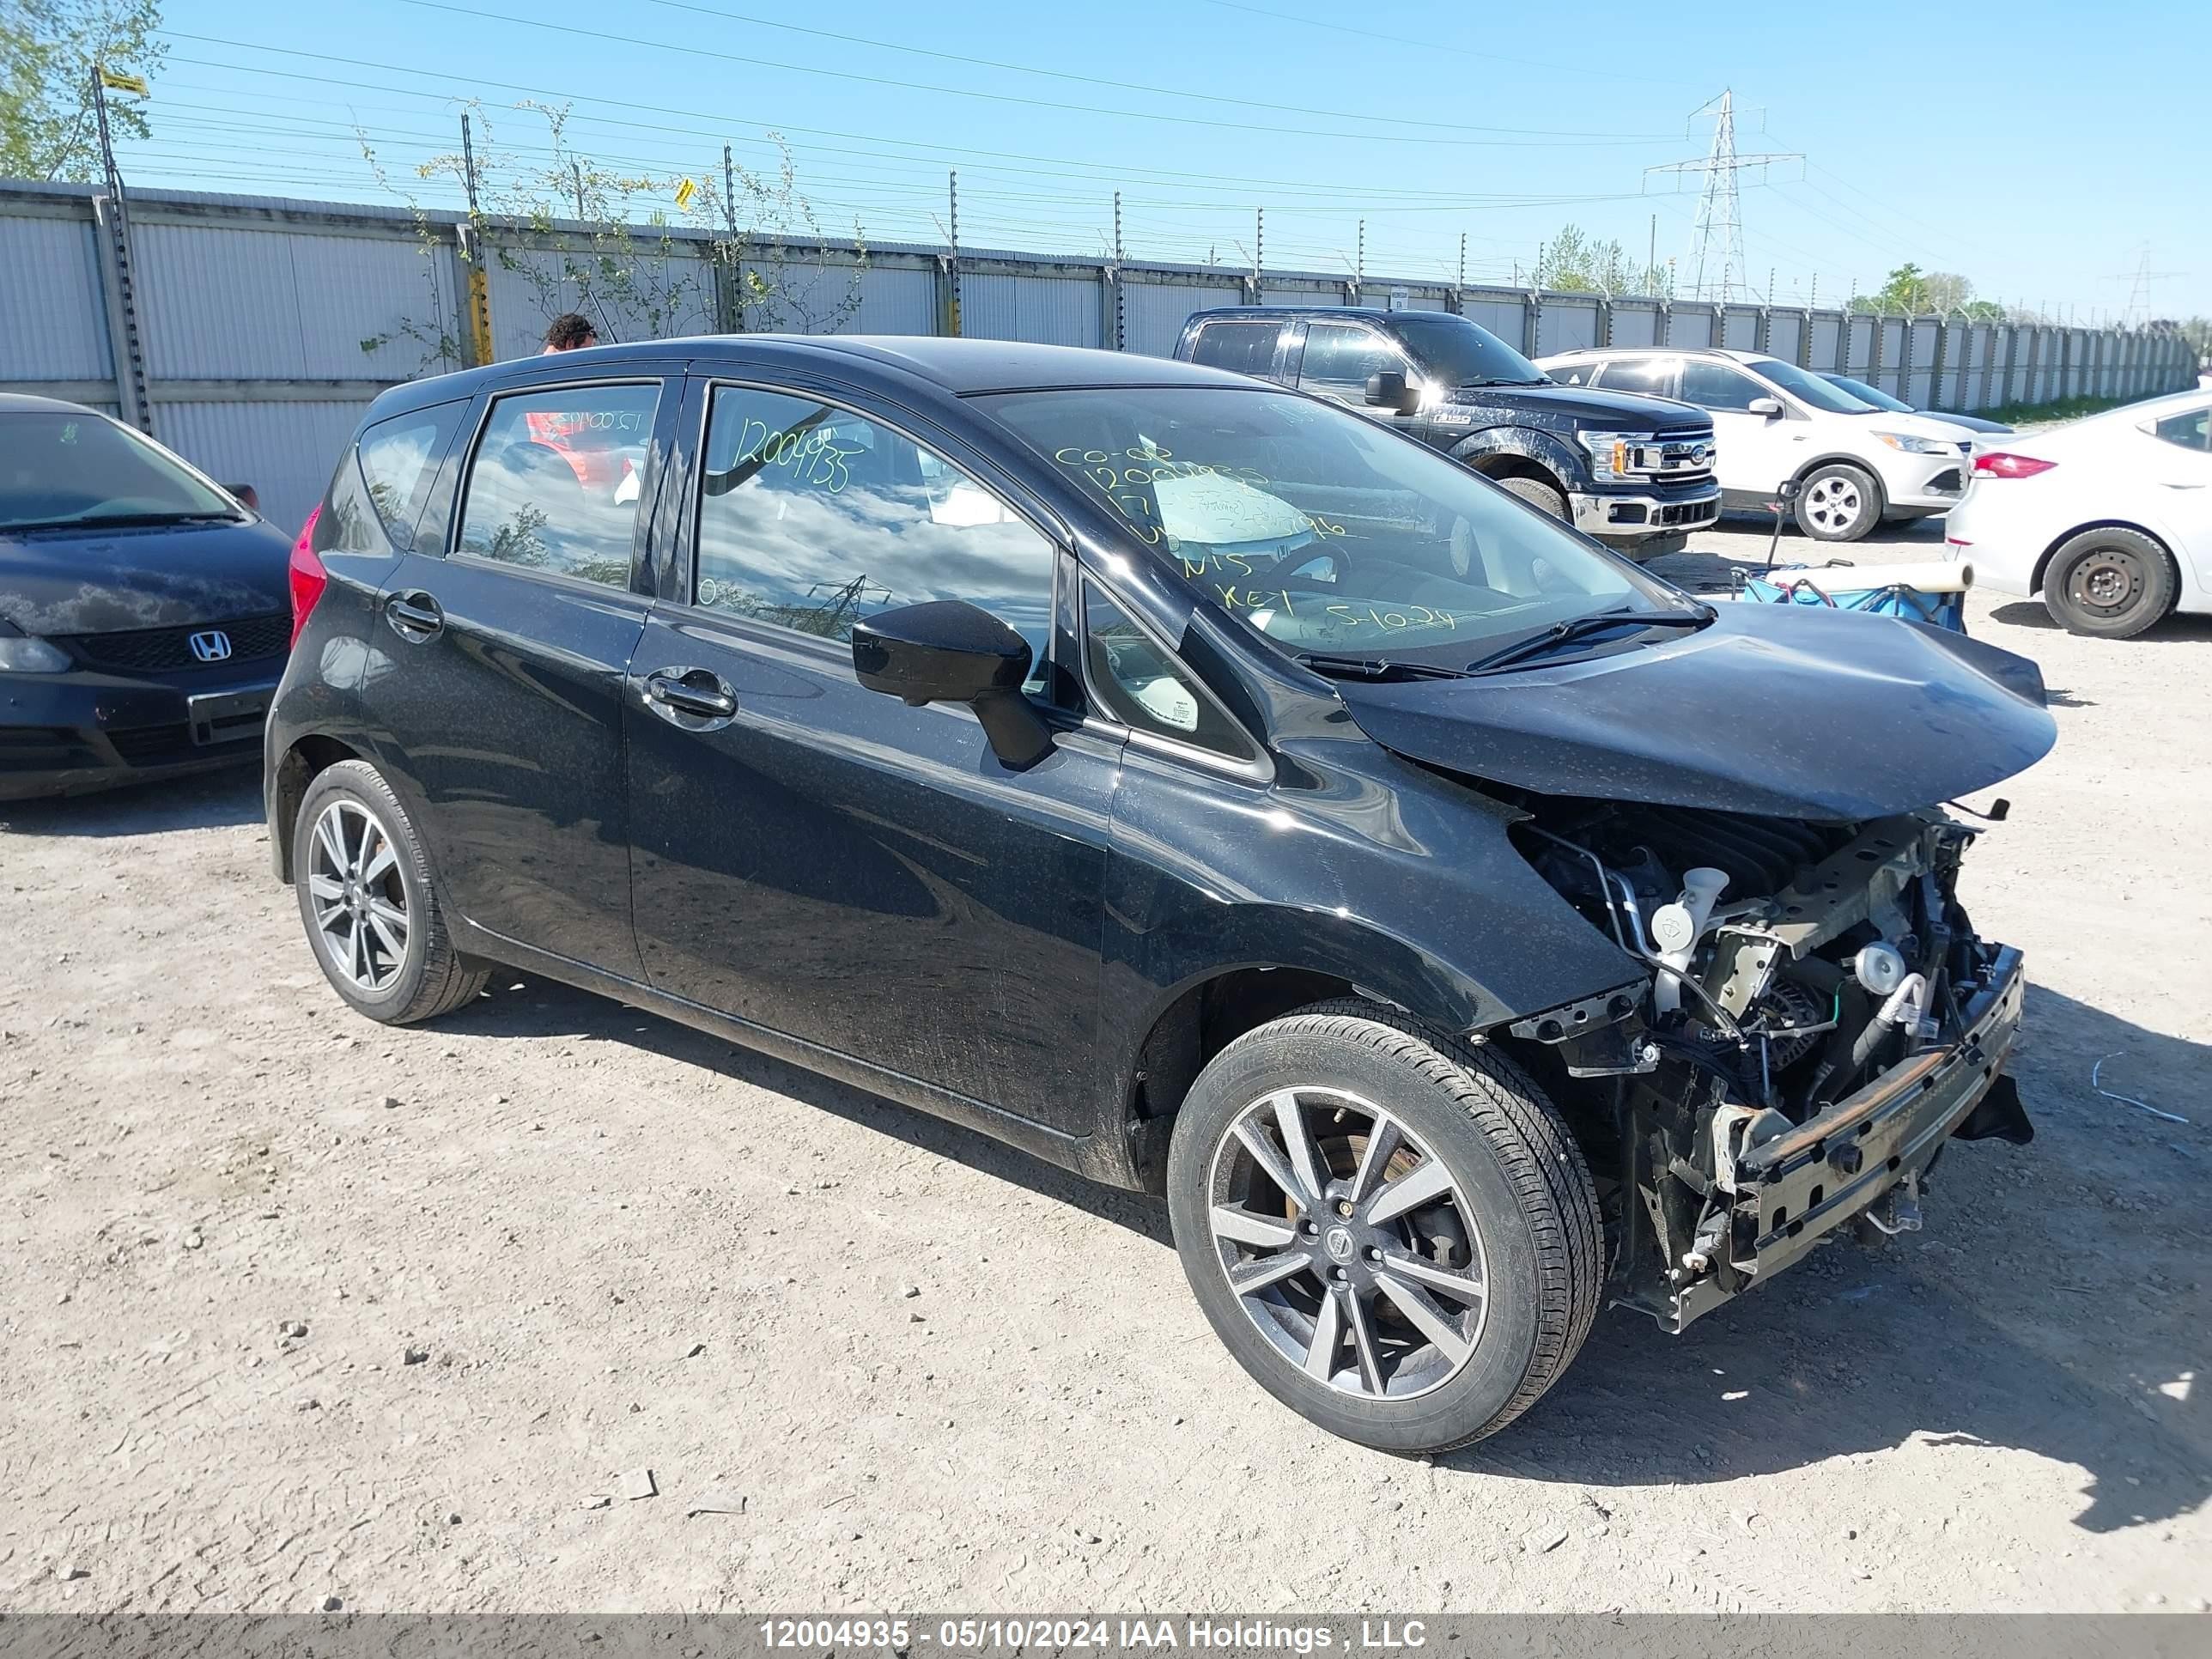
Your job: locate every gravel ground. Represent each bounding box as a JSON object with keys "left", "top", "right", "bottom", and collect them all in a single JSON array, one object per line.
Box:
[{"left": 3, "top": 517, "right": 2208, "bottom": 1615}]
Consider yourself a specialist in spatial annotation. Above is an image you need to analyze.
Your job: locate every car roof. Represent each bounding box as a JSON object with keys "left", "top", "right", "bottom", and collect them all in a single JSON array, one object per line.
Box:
[
  {"left": 1545, "top": 345, "right": 1771, "bottom": 367},
  {"left": 0, "top": 392, "right": 101, "bottom": 413},
  {"left": 372, "top": 335, "right": 1249, "bottom": 418},
  {"left": 1186, "top": 306, "right": 1455, "bottom": 326}
]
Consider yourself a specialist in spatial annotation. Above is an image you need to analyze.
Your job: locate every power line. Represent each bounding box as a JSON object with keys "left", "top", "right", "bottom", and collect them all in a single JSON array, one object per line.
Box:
[
  {"left": 152, "top": 41, "right": 1666, "bottom": 197},
  {"left": 1192, "top": 0, "right": 1697, "bottom": 88},
  {"left": 384, "top": 0, "right": 1681, "bottom": 150},
  {"left": 624, "top": 0, "right": 1685, "bottom": 139}
]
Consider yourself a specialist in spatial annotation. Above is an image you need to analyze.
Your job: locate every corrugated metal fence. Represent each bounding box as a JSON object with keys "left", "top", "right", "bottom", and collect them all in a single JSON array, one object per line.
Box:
[{"left": 3, "top": 179, "right": 2196, "bottom": 534}]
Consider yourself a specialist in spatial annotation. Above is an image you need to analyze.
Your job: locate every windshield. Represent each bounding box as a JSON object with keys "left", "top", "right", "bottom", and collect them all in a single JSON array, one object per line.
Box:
[
  {"left": 981, "top": 384, "right": 1691, "bottom": 664},
  {"left": 1755, "top": 360, "right": 1879, "bottom": 414},
  {"left": 1825, "top": 374, "right": 1911, "bottom": 414},
  {"left": 1391, "top": 313, "right": 1547, "bottom": 387},
  {"left": 0, "top": 411, "right": 243, "bottom": 531}
]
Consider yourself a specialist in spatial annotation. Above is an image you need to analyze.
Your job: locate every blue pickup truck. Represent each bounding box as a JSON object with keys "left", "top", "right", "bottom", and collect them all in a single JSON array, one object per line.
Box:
[{"left": 1175, "top": 307, "right": 1721, "bottom": 558}]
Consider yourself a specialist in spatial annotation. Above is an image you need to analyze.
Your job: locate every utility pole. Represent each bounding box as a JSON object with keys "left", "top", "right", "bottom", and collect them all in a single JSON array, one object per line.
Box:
[
  {"left": 90, "top": 64, "right": 155, "bottom": 434},
  {"left": 942, "top": 172, "right": 959, "bottom": 338},
  {"left": 458, "top": 112, "right": 493, "bottom": 365},
  {"left": 1255, "top": 208, "right": 1264, "bottom": 286},
  {"left": 1647, "top": 214, "right": 1656, "bottom": 292},
  {"left": 1109, "top": 190, "right": 1125, "bottom": 353},
  {"left": 1644, "top": 89, "right": 1801, "bottom": 304},
  {"left": 1458, "top": 232, "right": 1466, "bottom": 289},
  {"left": 720, "top": 143, "right": 743, "bottom": 333}
]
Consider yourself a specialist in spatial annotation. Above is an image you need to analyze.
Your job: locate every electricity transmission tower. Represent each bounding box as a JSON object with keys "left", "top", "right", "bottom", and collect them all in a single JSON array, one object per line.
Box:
[
  {"left": 2108, "top": 246, "right": 2185, "bottom": 326},
  {"left": 1644, "top": 90, "right": 1801, "bottom": 305}
]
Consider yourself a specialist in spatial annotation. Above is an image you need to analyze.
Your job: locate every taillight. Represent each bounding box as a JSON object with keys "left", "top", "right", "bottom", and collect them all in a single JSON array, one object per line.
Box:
[
  {"left": 289, "top": 506, "right": 327, "bottom": 649},
  {"left": 1972, "top": 452, "right": 2056, "bottom": 480}
]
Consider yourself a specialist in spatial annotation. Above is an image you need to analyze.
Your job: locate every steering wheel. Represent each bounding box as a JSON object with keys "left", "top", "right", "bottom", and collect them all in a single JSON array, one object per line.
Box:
[{"left": 1273, "top": 547, "right": 1358, "bottom": 590}]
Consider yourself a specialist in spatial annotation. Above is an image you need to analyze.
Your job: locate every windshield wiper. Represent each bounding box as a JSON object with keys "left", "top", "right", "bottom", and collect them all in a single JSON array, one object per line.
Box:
[
  {"left": 5, "top": 510, "right": 243, "bottom": 532},
  {"left": 1462, "top": 608, "right": 1710, "bottom": 676},
  {"left": 1460, "top": 377, "right": 1551, "bottom": 389},
  {"left": 1297, "top": 652, "right": 1468, "bottom": 683}
]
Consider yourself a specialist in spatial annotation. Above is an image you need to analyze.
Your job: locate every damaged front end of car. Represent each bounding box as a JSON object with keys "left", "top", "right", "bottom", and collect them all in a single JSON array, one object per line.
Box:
[{"left": 1508, "top": 797, "right": 2033, "bottom": 1331}]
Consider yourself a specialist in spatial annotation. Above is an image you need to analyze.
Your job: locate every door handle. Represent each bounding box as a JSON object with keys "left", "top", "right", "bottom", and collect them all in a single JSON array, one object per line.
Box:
[
  {"left": 385, "top": 591, "right": 445, "bottom": 641},
  {"left": 642, "top": 667, "right": 738, "bottom": 721},
  {"left": 2156, "top": 480, "right": 2206, "bottom": 489}
]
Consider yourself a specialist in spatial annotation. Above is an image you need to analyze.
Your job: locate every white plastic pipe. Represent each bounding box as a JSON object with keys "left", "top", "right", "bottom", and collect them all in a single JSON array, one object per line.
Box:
[{"left": 1790, "top": 560, "right": 1974, "bottom": 597}]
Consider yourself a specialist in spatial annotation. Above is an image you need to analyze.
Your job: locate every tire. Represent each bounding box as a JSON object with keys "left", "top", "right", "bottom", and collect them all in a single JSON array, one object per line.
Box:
[
  {"left": 2042, "top": 526, "right": 2179, "bottom": 639},
  {"left": 1164, "top": 1000, "right": 1602, "bottom": 1453},
  {"left": 292, "top": 758, "right": 488, "bottom": 1025},
  {"left": 1498, "top": 474, "right": 1570, "bottom": 522},
  {"left": 1793, "top": 462, "right": 1882, "bottom": 543}
]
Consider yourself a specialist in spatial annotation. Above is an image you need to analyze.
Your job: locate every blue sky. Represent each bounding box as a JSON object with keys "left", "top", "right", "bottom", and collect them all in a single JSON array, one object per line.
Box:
[{"left": 122, "top": 0, "right": 2206, "bottom": 319}]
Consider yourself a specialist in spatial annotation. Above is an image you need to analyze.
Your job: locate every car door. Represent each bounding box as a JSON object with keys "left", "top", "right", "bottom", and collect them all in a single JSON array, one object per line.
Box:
[
  {"left": 1676, "top": 359, "right": 1806, "bottom": 504},
  {"left": 2141, "top": 401, "right": 2212, "bottom": 589},
  {"left": 367, "top": 370, "right": 676, "bottom": 975},
  {"left": 623, "top": 374, "right": 1119, "bottom": 1133}
]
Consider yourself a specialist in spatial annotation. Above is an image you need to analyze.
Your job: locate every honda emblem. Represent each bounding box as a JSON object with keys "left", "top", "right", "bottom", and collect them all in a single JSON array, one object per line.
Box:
[{"left": 189, "top": 629, "right": 233, "bottom": 663}]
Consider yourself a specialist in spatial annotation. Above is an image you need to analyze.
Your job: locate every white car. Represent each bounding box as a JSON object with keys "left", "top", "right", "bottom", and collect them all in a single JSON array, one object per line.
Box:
[
  {"left": 1540, "top": 346, "right": 1979, "bottom": 544},
  {"left": 1942, "top": 389, "right": 2212, "bottom": 637}
]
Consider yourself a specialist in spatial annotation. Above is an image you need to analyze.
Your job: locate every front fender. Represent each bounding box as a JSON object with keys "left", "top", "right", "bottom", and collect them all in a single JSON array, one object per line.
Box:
[
  {"left": 1089, "top": 737, "right": 1643, "bottom": 1158},
  {"left": 1449, "top": 425, "right": 1584, "bottom": 489}
]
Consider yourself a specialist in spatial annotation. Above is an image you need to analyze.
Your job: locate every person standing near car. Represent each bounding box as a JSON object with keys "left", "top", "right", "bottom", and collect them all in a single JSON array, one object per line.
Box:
[{"left": 541, "top": 313, "right": 597, "bottom": 353}]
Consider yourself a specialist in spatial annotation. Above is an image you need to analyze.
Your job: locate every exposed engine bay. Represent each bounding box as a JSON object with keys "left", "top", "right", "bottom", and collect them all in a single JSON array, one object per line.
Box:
[{"left": 1509, "top": 795, "right": 2033, "bottom": 1330}]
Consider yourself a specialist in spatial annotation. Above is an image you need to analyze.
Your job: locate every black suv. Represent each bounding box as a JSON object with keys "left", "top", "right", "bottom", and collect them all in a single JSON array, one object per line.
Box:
[
  {"left": 268, "top": 336, "right": 2050, "bottom": 1451},
  {"left": 1176, "top": 307, "right": 1721, "bottom": 557}
]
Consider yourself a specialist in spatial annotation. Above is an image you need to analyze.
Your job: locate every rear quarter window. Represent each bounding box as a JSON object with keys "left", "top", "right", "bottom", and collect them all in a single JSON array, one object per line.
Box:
[{"left": 316, "top": 404, "right": 465, "bottom": 555}]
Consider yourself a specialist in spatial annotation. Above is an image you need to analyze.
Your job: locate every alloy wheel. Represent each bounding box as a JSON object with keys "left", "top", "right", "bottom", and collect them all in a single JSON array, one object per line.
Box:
[
  {"left": 307, "top": 799, "right": 410, "bottom": 992},
  {"left": 1802, "top": 475, "right": 1863, "bottom": 533},
  {"left": 1206, "top": 1087, "right": 1489, "bottom": 1401}
]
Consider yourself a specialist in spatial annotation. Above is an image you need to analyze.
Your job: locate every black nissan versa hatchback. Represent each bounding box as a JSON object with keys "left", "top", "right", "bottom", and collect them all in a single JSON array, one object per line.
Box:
[{"left": 267, "top": 336, "right": 2055, "bottom": 1451}]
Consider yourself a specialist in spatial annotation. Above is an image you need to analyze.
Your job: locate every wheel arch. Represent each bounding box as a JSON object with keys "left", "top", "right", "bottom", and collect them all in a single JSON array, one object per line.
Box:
[
  {"left": 1449, "top": 428, "right": 1578, "bottom": 496},
  {"left": 270, "top": 732, "right": 364, "bottom": 884}
]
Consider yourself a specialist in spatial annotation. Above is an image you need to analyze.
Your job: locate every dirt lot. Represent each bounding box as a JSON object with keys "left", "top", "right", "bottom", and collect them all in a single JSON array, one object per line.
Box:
[{"left": 3, "top": 517, "right": 2208, "bottom": 1615}]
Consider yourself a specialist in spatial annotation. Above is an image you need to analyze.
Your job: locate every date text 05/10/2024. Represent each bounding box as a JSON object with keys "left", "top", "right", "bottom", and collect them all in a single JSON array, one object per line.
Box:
[{"left": 756, "top": 1620, "right": 1431, "bottom": 1652}]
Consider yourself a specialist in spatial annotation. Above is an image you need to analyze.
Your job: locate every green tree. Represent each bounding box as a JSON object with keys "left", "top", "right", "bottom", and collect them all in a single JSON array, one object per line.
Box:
[
  {"left": 1850, "top": 262, "right": 1993, "bottom": 317},
  {"left": 0, "top": 0, "right": 165, "bottom": 182},
  {"left": 1534, "top": 224, "right": 1670, "bottom": 297}
]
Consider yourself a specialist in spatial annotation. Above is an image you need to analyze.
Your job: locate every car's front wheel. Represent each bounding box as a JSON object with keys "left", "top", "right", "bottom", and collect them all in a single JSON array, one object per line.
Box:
[
  {"left": 1793, "top": 462, "right": 1882, "bottom": 542},
  {"left": 1165, "top": 1001, "right": 1602, "bottom": 1453},
  {"left": 293, "top": 759, "right": 487, "bottom": 1024},
  {"left": 2043, "top": 526, "right": 2179, "bottom": 639}
]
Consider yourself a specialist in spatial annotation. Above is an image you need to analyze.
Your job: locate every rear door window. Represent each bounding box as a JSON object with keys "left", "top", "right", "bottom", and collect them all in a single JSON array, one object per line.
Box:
[
  {"left": 455, "top": 381, "right": 662, "bottom": 587},
  {"left": 1297, "top": 324, "right": 1411, "bottom": 404},
  {"left": 2148, "top": 406, "right": 2210, "bottom": 451},
  {"left": 1188, "top": 320, "right": 1282, "bottom": 379},
  {"left": 1595, "top": 357, "right": 1676, "bottom": 398}
]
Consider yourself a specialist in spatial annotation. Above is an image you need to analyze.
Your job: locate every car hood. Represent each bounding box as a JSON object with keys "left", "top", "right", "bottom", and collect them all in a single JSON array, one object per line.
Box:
[
  {"left": 0, "top": 517, "right": 295, "bottom": 635},
  {"left": 1452, "top": 382, "right": 1709, "bottom": 434},
  {"left": 1334, "top": 601, "right": 2056, "bottom": 823}
]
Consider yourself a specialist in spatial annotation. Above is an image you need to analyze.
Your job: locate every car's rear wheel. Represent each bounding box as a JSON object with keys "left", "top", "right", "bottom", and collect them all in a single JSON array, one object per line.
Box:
[
  {"left": 1165, "top": 1000, "right": 1601, "bottom": 1453},
  {"left": 1794, "top": 462, "right": 1882, "bottom": 542},
  {"left": 293, "top": 759, "right": 486, "bottom": 1024},
  {"left": 2043, "top": 526, "right": 2179, "bottom": 639}
]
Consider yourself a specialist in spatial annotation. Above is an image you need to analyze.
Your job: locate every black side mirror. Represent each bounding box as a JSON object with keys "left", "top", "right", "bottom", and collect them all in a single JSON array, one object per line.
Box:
[
  {"left": 852, "top": 599, "right": 1053, "bottom": 769},
  {"left": 1364, "top": 370, "right": 1420, "bottom": 415},
  {"left": 224, "top": 483, "right": 259, "bottom": 512},
  {"left": 1747, "top": 397, "right": 1784, "bottom": 420}
]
